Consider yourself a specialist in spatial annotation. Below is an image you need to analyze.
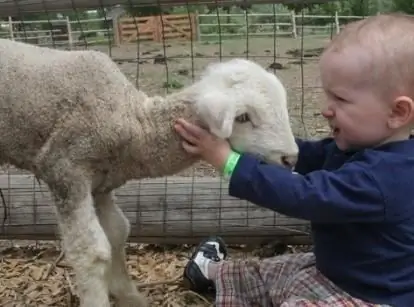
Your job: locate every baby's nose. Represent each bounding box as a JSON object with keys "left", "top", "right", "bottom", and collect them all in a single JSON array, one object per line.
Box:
[{"left": 321, "top": 108, "right": 334, "bottom": 119}]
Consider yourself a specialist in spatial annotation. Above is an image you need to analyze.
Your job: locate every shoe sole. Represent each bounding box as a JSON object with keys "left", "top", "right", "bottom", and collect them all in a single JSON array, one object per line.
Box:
[
  {"left": 182, "top": 236, "right": 228, "bottom": 292},
  {"left": 189, "top": 235, "right": 228, "bottom": 260}
]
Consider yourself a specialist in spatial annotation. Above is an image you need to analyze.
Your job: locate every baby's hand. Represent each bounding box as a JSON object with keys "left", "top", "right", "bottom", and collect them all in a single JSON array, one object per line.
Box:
[{"left": 174, "top": 118, "right": 232, "bottom": 171}]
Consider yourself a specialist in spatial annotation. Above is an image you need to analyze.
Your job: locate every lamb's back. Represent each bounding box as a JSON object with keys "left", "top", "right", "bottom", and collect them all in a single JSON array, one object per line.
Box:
[{"left": 0, "top": 39, "right": 137, "bottom": 169}]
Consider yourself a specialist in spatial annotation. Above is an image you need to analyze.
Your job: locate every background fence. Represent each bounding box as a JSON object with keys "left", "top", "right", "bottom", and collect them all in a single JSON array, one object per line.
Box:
[
  {"left": 118, "top": 13, "right": 197, "bottom": 43},
  {"left": 0, "top": 6, "right": 362, "bottom": 247},
  {"left": 0, "top": 10, "right": 365, "bottom": 47},
  {"left": 0, "top": 0, "right": 405, "bottom": 254},
  {"left": 0, "top": 0, "right": 403, "bottom": 255}
]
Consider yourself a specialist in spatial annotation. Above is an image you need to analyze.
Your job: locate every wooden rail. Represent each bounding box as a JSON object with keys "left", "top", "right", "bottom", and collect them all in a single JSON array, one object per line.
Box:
[{"left": 0, "top": 174, "right": 311, "bottom": 245}]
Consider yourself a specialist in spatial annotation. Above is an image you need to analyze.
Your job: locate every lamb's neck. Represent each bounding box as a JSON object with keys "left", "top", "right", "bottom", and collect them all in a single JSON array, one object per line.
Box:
[{"left": 131, "top": 90, "right": 203, "bottom": 178}]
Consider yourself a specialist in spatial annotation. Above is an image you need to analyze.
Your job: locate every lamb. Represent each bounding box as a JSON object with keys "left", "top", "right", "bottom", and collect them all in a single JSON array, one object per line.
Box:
[{"left": 0, "top": 37, "right": 299, "bottom": 307}]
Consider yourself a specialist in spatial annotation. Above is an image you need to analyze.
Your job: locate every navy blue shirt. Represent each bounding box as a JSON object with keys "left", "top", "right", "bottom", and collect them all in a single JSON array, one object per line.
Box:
[{"left": 229, "top": 137, "right": 414, "bottom": 307}]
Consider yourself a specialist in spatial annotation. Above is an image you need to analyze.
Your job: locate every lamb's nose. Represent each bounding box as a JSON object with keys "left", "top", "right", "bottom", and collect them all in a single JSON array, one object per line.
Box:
[{"left": 281, "top": 155, "right": 298, "bottom": 169}]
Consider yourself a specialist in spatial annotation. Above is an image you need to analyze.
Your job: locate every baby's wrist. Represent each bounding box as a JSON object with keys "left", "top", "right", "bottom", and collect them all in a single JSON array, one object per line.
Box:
[{"left": 222, "top": 150, "right": 241, "bottom": 177}]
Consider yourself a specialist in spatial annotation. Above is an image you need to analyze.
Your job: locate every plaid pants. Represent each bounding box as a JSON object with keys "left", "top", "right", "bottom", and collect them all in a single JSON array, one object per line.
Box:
[{"left": 213, "top": 252, "right": 391, "bottom": 307}]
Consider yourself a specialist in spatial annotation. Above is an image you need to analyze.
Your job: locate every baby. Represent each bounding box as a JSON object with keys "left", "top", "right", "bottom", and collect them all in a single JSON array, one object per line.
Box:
[{"left": 174, "top": 13, "right": 414, "bottom": 307}]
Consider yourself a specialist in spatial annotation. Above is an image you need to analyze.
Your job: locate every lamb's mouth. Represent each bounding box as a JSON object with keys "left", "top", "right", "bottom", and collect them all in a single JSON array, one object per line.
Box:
[{"left": 255, "top": 153, "right": 278, "bottom": 165}]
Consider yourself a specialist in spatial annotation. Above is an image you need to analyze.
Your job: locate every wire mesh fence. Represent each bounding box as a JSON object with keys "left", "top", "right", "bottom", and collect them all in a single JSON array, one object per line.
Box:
[
  {"left": 0, "top": 0, "right": 385, "bottom": 306},
  {"left": 2, "top": 0, "right": 385, "bottom": 247},
  {"left": 0, "top": 0, "right": 375, "bottom": 248}
]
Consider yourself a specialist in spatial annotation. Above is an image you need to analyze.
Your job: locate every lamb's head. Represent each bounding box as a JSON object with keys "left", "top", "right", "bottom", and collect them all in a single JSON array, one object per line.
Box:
[{"left": 191, "top": 58, "right": 298, "bottom": 168}]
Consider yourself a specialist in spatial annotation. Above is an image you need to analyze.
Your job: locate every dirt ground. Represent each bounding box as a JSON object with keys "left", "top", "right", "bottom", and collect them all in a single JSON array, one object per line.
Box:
[
  {"left": 0, "top": 36, "right": 329, "bottom": 306},
  {"left": 0, "top": 239, "right": 312, "bottom": 306}
]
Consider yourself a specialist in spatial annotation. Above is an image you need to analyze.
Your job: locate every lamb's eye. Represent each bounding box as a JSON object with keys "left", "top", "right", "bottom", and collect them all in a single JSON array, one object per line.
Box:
[{"left": 235, "top": 113, "right": 250, "bottom": 123}]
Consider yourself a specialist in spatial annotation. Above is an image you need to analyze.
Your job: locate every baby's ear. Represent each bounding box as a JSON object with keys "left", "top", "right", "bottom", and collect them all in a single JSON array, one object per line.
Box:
[{"left": 195, "top": 91, "right": 236, "bottom": 139}]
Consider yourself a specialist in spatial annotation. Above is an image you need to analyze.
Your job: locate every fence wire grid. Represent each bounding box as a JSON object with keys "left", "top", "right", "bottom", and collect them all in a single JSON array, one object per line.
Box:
[{"left": 0, "top": 0, "right": 373, "bottom": 249}]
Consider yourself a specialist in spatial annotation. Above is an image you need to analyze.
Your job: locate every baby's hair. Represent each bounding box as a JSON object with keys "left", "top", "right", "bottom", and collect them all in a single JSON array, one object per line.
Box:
[{"left": 322, "top": 13, "right": 414, "bottom": 99}]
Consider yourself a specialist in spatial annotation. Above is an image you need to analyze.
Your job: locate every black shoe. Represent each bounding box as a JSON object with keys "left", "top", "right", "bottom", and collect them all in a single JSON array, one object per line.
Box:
[{"left": 182, "top": 236, "right": 228, "bottom": 293}]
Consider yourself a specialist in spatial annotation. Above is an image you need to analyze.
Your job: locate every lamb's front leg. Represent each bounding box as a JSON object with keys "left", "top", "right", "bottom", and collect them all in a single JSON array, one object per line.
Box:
[
  {"left": 94, "top": 192, "right": 148, "bottom": 307},
  {"left": 43, "top": 166, "right": 112, "bottom": 307}
]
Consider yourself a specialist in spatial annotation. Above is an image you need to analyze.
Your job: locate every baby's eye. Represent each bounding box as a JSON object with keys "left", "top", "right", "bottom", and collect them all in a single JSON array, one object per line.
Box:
[
  {"left": 326, "top": 90, "right": 347, "bottom": 103},
  {"left": 332, "top": 94, "right": 347, "bottom": 103}
]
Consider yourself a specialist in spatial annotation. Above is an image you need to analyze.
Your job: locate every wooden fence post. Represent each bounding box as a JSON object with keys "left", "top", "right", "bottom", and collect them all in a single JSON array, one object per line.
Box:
[
  {"left": 291, "top": 11, "right": 297, "bottom": 38},
  {"left": 153, "top": 15, "right": 160, "bottom": 43},
  {"left": 66, "top": 17, "right": 73, "bottom": 49},
  {"left": 112, "top": 16, "right": 120, "bottom": 46},
  {"left": 335, "top": 11, "right": 340, "bottom": 34},
  {"left": 8, "top": 16, "right": 14, "bottom": 40},
  {"left": 195, "top": 11, "right": 200, "bottom": 41}
]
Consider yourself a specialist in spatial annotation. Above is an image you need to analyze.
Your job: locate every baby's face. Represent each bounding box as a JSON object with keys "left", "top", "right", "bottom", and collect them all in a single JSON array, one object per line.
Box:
[{"left": 318, "top": 48, "right": 393, "bottom": 151}]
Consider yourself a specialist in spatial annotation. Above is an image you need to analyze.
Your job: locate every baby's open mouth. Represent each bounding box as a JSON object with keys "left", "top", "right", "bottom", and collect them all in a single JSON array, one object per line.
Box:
[{"left": 330, "top": 125, "right": 340, "bottom": 136}]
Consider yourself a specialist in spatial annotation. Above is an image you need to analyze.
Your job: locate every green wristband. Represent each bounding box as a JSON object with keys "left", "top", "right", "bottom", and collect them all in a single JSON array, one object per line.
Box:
[{"left": 223, "top": 151, "right": 241, "bottom": 177}]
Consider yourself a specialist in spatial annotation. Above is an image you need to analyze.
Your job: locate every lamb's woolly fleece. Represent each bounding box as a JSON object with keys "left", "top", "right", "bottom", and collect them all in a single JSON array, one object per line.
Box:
[
  {"left": 0, "top": 38, "right": 193, "bottom": 190},
  {"left": 0, "top": 38, "right": 298, "bottom": 307},
  {"left": 0, "top": 38, "right": 297, "bottom": 193}
]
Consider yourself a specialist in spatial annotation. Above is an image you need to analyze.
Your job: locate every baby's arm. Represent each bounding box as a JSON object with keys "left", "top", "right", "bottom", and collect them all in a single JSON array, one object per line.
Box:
[{"left": 228, "top": 153, "right": 386, "bottom": 223}]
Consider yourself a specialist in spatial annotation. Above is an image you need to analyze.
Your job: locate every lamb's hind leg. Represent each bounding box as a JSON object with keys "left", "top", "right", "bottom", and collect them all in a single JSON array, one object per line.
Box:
[
  {"left": 41, "top": 162, "right": 112, "bottom": 307},
  {"left": 94, "top": 192, "right": 148, "bottom": 307}
]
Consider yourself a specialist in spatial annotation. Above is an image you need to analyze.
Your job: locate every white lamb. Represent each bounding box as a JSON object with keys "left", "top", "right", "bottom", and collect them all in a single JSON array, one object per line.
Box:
[{"left": 0, "top": 38, "right": 298, "bottom": 307}]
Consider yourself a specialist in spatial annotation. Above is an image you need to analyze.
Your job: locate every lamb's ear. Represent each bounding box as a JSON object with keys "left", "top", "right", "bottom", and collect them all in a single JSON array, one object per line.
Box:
[{"left": 195, "top": 91, "right": 236, "bottom": 139}]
